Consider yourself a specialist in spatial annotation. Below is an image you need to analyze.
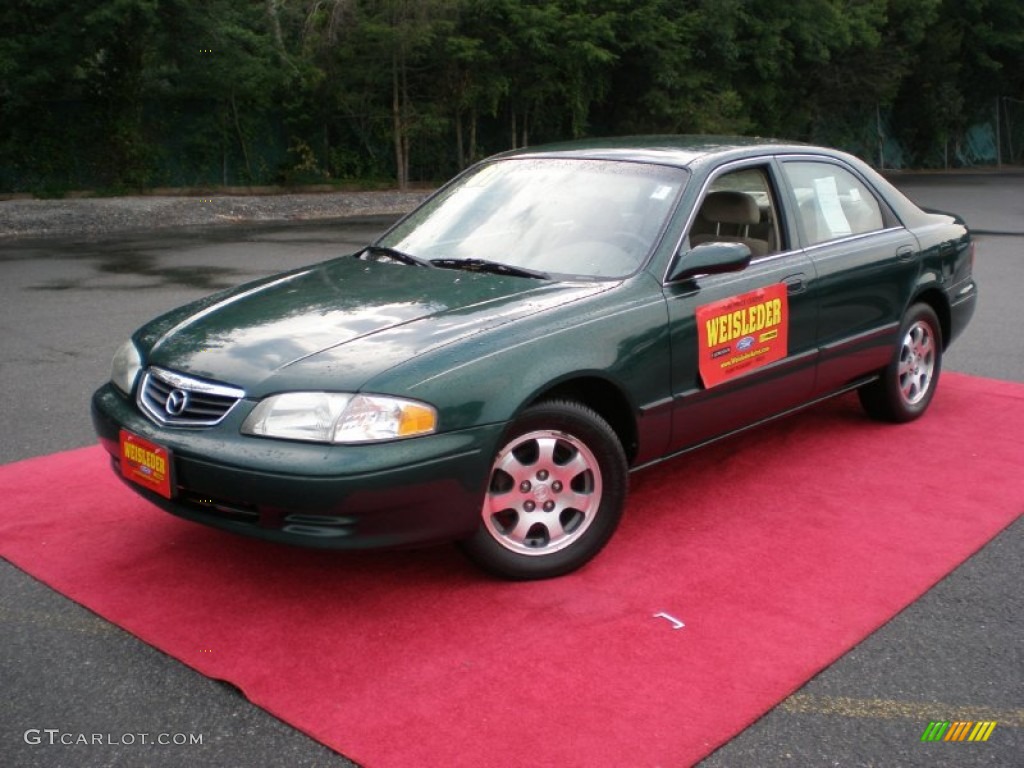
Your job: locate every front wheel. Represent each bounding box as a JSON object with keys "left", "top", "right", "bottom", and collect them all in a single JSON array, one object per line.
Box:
[
  {"left": 459, "top": 400, "right": 627, "bottom": 580},
  {"left": 858, "top": 302, "right": 943, "bottom": 422}
]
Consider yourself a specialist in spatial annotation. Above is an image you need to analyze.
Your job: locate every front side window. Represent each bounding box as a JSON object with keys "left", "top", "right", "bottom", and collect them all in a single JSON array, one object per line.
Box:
[
  {"left": 688, "top": 166, "right": 781, "bottom": 257},
  {"left": 380, "top": 158, "right": 688, "bottom": 279},
  {"left": 783, "top": 161, "right": 885, "bottom": 246}
]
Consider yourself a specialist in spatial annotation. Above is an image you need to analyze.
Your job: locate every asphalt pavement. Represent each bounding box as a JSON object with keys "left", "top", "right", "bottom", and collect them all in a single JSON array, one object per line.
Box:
[{"left": 1, "top": 177, "right": 1021, "bottom": 767}]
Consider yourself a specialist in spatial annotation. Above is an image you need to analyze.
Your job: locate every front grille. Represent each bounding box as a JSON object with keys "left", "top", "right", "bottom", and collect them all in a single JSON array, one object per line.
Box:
[{"left": 138, "top": 367, "right": 245, "bottom": 427}]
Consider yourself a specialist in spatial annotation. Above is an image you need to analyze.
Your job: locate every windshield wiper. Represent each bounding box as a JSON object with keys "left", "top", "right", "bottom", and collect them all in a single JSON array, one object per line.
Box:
[
  {"left": 359, "top": 244, "right": 432, "bottom": 268},
  {"left": 430, "top": 258, "right": 549, "bottom": 280}
]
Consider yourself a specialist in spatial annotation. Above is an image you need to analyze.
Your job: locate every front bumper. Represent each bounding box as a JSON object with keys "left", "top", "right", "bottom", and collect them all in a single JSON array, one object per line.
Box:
[{"left": 92, "top": 384, "right": 504, "bottom": 549}]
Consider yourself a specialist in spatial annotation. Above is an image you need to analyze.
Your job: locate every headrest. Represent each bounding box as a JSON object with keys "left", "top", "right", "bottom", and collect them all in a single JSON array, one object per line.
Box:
[{"left": 700, "top": 191, "right": 760, "bottom": 225}]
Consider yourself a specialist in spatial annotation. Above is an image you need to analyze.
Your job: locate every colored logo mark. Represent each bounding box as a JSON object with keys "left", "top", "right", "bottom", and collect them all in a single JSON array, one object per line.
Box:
[{"left": 920, "top": 721, "right": 997, "bottom": 742}]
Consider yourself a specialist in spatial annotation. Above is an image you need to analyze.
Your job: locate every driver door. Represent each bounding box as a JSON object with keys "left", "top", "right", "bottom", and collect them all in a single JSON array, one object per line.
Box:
[{"left": 662, "top": 163, "right": 819, "bottom": 452}]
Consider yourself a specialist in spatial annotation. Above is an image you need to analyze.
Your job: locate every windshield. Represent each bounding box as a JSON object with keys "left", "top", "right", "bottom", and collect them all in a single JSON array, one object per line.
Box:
[{"left": 379, "top": 158, "right": 688, "bottom": 279}]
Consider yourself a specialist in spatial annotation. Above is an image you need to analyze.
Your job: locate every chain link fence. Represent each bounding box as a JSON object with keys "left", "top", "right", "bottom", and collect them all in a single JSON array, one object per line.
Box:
[
  {"left": 4, "top": 97, "right": 1022, "bottom": 195},
  {"left": 834, "top": 99, "right": 1024, "bottom": 171}
]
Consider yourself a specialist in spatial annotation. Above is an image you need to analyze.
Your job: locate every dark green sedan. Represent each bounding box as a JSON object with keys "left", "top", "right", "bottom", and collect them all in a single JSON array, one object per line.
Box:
[{"left": 92, "top": 137, "right": 977, "bottom": 579}]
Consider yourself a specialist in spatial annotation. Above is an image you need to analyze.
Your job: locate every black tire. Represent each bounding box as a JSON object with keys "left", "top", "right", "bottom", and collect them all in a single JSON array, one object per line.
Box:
[
  {"left": 459, "top": 400, "right": 628, "bottom": 580},
  {"left": 858, "top": 302, "right": 943, "bottom": 423}
]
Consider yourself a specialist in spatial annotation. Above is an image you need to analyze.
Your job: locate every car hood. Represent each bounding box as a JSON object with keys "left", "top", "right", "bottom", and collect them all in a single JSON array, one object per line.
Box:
[{"left": 140, "top": 257, "right": 610, "bottom": 395}]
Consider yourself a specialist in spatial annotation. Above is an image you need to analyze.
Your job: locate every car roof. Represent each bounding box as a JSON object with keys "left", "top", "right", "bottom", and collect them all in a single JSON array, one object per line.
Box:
[{"left": 500, "top": 135, "right": 821, "bottom": 169}]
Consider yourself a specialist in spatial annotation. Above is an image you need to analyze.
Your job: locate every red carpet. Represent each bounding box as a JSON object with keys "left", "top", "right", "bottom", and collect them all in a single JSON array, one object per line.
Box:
[{"left": 2, "top": 372, "right": 1022, "bottom": 767}]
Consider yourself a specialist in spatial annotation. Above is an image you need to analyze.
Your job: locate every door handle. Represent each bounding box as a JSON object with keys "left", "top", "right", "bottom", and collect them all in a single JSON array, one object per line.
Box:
[
  {"left": 782, "top": 274, "right": 806, "bottom": 294},
  {"left": 896, "top": 245, "right": 916, "bottom": 261}
]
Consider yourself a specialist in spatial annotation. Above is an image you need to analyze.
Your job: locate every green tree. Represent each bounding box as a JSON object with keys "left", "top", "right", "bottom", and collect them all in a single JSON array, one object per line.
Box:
[
  {"left": 298, "top": 0, "right": 456, "bottom": 187},
  {"left": 4, "top": 0, "right": 1024, "bottom": 191},
  {"left": 1, "top": 0, "right": 287, "bottom": 189}
]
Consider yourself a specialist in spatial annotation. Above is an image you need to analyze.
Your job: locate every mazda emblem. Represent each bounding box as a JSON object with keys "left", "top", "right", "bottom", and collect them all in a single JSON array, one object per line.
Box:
[{"left": 165, "top": 389, "right": 190, "bottom": 416}]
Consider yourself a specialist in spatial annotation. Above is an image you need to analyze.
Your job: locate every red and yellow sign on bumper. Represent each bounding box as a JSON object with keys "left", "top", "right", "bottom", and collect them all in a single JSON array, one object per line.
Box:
[
  {"left": 119, "top": 430, "right": 173, "bottom": 499},
  {"left": 696, "top": 284, "right": 789, "bottom": 388}
]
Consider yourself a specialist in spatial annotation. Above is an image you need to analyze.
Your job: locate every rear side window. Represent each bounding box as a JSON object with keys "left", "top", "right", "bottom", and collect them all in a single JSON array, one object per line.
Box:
[{"left": 783, "top": 161, "right": 885, "bottom": 246}]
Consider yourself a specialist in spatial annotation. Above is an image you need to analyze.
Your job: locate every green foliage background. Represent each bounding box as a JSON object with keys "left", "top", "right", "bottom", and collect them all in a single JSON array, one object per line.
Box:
[{"left": 1, "top": 0, "right": 1022, "bottom": 194}]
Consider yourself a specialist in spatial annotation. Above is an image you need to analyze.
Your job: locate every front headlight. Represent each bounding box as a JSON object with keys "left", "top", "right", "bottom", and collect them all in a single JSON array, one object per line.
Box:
[
  {"left": 110, "top": 340, "right": 142, "bottom": 395},
  {"left": 241, "top": 392, "right": 437, "bottom": 444}
]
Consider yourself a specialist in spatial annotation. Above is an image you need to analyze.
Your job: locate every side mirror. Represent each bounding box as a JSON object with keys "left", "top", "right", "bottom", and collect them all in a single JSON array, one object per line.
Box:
[{"left": 667, "top": 241, "right": 752, "bottom": 282}]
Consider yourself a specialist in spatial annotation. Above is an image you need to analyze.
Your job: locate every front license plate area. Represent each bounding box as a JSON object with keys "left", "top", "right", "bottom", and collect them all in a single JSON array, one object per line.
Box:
[{"left": 119, "top": 430, "right": 174, "bottom": 499}]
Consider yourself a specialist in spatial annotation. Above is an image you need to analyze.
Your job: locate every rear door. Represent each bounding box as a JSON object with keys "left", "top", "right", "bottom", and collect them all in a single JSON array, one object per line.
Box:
[{"left": 778, "top": 157, "right": 921, "bottom": 395}]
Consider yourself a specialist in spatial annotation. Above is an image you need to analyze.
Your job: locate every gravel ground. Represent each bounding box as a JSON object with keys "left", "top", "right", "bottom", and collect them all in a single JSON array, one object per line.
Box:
[{"left": 0, "top": 189, "right": 431, "bottom": 239}]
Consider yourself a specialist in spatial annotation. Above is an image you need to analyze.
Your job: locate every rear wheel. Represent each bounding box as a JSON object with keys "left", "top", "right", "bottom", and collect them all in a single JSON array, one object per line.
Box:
[
  {"left": 858, "top": 302, "right": 943, "bottom": 422},
  {"left": 459, "top": 400, "right": 627, "bottom": 580}
]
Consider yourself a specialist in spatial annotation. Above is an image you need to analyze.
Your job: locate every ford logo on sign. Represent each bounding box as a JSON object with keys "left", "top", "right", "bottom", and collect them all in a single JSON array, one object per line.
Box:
[{"left": 737, "top": 336, "right": 755, "bottom": 351}]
